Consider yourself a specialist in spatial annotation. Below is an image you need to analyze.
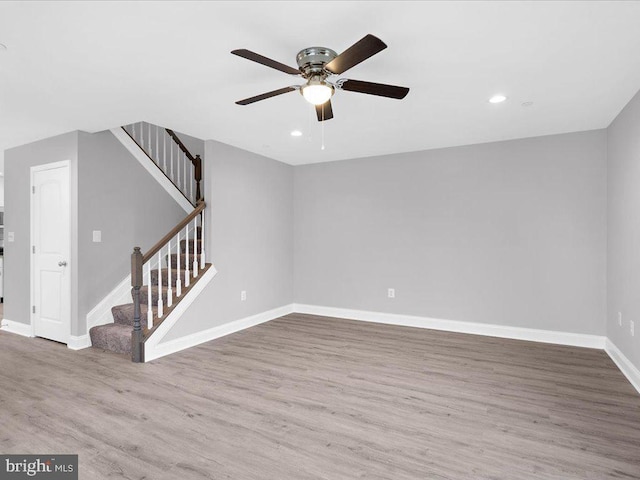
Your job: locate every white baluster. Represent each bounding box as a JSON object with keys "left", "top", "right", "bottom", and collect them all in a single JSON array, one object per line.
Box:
[
  {"left": 170, "top": 141, "right": 174, "bottom": 179},
  {"left": 163, "top": 130, "right": 167, "bottom": 172},
  {"left": 148, "top": 123, "right": 152, "bottom": 156},
  {"left": 155, "top": 125, "right": 159, "bottom": 162},
  {"left": 157, "top": 250, "right": 163, "bottom": 318},
  {"left": 140, "top": 122, "right": 144, "bottom": 150},
  {"left": 183, "top": 153, "right": 187, "bottom": 192},
  {"left": 200, "top": 211, "right": 205, "bottom": 270},
  {"left": 147, "top": 262, "right": 153, "bottom": 329},
  {"left": 190, "top": 163, "right": 194, "bottom": 203},
  {"left": 177, "top": 147, "right": 181, "bottom": 191},
  {"left": 132, "top": 123, "right": 136, "bottom": 142},
  {"left": 193, "top": 217, "right": 199, "bottom": 278},
  {"left": 175, "top": 231, "right": 182, "bottom": 297},
  {"left": 184, "top": 224, "right": 190, "bottom": 287},
  {"left": 167, "top": 239, "right": 173, "bottom": 308}
]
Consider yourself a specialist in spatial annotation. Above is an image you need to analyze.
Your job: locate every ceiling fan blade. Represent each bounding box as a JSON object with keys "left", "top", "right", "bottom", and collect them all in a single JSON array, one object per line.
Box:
[
  {"left": 339, "top": 79, "right": 409, "bottom": 99},
  {"left": 315, "top": 100, "right": 334, "bottom": 122},
  {"left": 324, "top": 34, "right": 387, "bottom": 75},
  {"left": 231, "top": 49, "right": 300, "bottom": 75},
  {"left": 236, "top": 87, "right": 297, "bottom": 105}
]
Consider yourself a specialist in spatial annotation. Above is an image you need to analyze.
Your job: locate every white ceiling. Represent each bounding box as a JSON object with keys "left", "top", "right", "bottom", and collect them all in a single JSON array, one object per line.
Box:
[{"left": 2, "top": 1, "right": 640, "bottom": 168}]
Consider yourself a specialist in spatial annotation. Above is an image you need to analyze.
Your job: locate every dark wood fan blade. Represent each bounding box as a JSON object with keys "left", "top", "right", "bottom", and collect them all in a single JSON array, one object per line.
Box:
[
  {"left": 236, "top": 87, "right": 297, "bottom": 105},
  {"left": 315, "top": 100, "right": 334, "bottom": 121},
  {"left": 339, "top": 79, "right": 409, "bottom": 99},
  {"left": 324, "top": 35, "right": 387, "bottom": 75},
  {"left": 231, "top": 49, "right": 300, "bottom": 75}
]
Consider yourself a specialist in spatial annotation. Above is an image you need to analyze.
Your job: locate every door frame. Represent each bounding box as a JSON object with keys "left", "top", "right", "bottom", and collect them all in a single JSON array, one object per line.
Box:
[{"left": 30, "top": 159, "right": 72, "bottom": 341}]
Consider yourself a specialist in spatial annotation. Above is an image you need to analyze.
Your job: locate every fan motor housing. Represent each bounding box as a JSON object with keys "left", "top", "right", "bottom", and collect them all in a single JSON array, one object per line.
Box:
[{"left": 296, "top": 47, "right": 337, "bottom": 77}]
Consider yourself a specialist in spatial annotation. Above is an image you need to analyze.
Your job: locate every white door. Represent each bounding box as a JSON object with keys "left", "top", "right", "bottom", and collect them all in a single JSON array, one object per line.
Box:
[{"left": 31, "top": 161, "right": 71, "bottom": 344}]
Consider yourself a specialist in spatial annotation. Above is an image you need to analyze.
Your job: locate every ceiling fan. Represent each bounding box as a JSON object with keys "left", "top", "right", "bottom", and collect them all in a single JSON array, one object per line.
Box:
[{"left": 231, "top": 34, "right": 410, "bottom": 122}]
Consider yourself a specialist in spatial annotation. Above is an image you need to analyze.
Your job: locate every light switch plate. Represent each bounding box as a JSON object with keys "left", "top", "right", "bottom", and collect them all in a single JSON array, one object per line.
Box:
[
  {"left": 92, "top": 230, "right": 101, "bottom": 243},
  {"left": 7, "top": 232, "right": 14, "bottom": 242}
]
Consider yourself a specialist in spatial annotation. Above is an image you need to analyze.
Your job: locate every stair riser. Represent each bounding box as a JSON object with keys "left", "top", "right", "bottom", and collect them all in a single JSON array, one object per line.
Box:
[{"left": 90, "top": 325, "right": 132, "bottom": 355}]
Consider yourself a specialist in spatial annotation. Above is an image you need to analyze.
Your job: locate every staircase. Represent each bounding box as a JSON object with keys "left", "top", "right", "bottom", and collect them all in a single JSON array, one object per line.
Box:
[{"left": 89, "top": 123, "right": 212, "bottom": 362}]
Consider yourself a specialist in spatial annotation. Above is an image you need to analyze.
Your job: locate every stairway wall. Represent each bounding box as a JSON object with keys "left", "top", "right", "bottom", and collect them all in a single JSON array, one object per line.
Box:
[
  {"left": 77, "top": 130, "right": 187, "bottom": 336},
  {"left": 3, "top": 129, "right": 188, "bottom": 338},
  {"left": 160, "top": 139, "right": 293, "bottom": 343}
]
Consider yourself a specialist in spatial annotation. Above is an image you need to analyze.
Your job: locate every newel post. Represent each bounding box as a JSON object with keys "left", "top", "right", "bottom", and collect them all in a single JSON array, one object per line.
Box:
[
  {"left": 195, "top": 154, "right": 202, "bottom": 201},
  {"left": 131, "top": 247, "right": 144, "bottom": 363}
]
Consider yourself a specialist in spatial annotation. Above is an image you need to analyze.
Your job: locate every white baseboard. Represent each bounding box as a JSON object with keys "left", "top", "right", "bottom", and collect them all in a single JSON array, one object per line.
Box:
[
  {"left": 144, "top": 266, "right": 218, "bottom": 361},
  {"left": 86, "top": 274, "right": 133, "bottom": 330},
  {"left": 68, "top": 334, "right": 91, "bottom": 350},
  {"left": 293, "top": 304, "right": 606, "bottom": 349},
  {"left": 146, "top": 303, "right": 294, "bottom": 362},
  {"left": 0, "top": 318, "right": 34, "bottom": 337},
  {"left": 605, "top": 339, "right": 640, "bottom": 394},
  {"left": 110, "top": 127, "right": 193, "bottom": 213}
]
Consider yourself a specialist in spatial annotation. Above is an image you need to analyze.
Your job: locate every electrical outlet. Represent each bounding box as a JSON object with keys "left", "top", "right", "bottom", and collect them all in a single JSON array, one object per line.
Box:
[
  {"left": 7, "top": 232, "right": 14, "bottom": 242},
  {"left": 388, "top": 288, "right": 395, "bottom": 299},
  {"left": 92, "top": 230, "right": 102, "bottom": 243},
  {"left": 241, "top": 290, "right": 247, "bottom": 301},
  {"left": 631, "top": 320, "right": 635, "bottom": 337},
  {"left": 618, "top": 312, "right": 623, "bottom": 327}
]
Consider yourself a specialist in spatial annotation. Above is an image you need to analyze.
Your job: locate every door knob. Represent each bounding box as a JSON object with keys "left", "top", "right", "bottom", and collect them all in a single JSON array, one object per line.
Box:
[{"left": 58, "top": 261, "right": 68, "bottom": 267}]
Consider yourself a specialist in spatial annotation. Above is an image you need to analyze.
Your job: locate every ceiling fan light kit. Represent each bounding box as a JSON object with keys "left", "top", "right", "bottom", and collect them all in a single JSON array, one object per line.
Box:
[
  {"left": 301, "top": 77, "right": 334, "bottom": 105},
  {"left": 231, "top": 34, "right": 410, "bottom": 121}
]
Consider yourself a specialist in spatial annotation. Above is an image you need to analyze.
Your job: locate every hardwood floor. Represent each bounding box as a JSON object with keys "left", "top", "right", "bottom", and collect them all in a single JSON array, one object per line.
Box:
[{"left": 1, "top": 313, "right": 639, "bottom": 479}]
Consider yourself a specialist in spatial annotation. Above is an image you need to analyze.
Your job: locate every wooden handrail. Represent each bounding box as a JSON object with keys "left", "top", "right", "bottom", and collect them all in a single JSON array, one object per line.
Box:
[
  {"left": 142, "top": 200, "right": 205, "bottom": 263},
  {"left": 165, "top": 128, "right": 197, "bottom": 164},
  {"left": 165, "top": 128, "right": 203, "bottom": 202}
]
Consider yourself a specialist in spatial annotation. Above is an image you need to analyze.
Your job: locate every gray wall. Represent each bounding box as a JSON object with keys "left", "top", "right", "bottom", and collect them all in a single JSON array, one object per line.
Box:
[
  {"left": 607, "top": 87, "right": 640, "bottom": 370},
  {"left": 77, "top": 130, "right": 187, "bottom": 335},
  {"left": 4, "top": 129, "right": 188, "bottom": 337},
  {"left": 161, "top": 140, "right": 293, "bottom": 342},
  {"left": 294, "top": 130, "right": 608, "bottom": 335},
  {"left": 4, "top": 132, "right": 80, "bottom": 332}
]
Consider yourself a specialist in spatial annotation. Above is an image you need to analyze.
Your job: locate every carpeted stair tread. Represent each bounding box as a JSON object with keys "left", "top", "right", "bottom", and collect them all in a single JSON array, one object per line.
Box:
[
  {"left": 136, "top": 285, "right": 173, "bottom": 305},
  {"left": 150, "top": 268, "right": 183, "bottom": 285},
  {"left": 90, "top": 323, "right": 132, "bottom": 355},
  {"left": 169, "top": 253, "right": 201, "bottom": 269},
  {"left": 111, "top": 303, "right": 157, "bottom": 326}
]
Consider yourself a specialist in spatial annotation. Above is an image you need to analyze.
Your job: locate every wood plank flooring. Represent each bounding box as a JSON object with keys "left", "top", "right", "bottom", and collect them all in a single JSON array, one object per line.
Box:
[{"left": 1, "top": 313, "right": 639, "bottom": 479}]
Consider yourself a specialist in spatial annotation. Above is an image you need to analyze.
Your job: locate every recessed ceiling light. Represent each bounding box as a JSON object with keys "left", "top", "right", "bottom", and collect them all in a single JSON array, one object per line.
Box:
[
  {"left": 489, "top": 94, "right": 507, "bottom": 104},
  {"left": 290, "top": 130, "right": 303, "bottom": 137}
]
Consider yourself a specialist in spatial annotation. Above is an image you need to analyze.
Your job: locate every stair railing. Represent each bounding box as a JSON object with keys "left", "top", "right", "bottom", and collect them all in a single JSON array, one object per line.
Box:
[
  {"left": 123, "top": 122, "right": 203, "bottom": 206},
  {"left": 131, "top": 200, "right": 206, "bottom": 362}
]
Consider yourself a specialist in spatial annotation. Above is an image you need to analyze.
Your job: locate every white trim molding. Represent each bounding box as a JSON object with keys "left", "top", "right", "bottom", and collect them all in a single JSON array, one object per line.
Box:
[
  {"left": 86, "top": 274, "right": 133, "bottom": 330},
  {"left": 0, "top": 319, "right": 34, "bottom": 337},
  {"left": 605, "top": 339, "right": 640, "bottom": 395},
  {"left": 68, "top": 334, "right": 91, "bottom": 350},
  {"left": 144, "top": 266, "right": 218, "bottom": 361},
  {"left": 110, "top": 127, "right": 192, "bottom": 213},
  {"left": 146, "top": 303, "right": 294, "bottom": 362},
  {"left": 293, "top": 304, "right": 606, "bottom": 350}
]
